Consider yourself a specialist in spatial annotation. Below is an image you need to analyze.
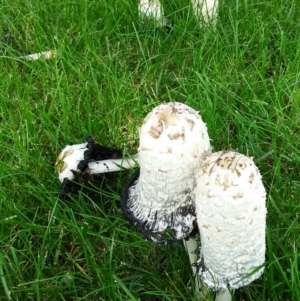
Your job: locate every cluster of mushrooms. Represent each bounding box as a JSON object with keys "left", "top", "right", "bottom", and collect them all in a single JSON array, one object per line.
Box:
[
  {"left": 138, "top": 0, "right": 218, "bottom": 28},
  {"left": 57, "top": 102, "right": 267, "bottom": 301}
]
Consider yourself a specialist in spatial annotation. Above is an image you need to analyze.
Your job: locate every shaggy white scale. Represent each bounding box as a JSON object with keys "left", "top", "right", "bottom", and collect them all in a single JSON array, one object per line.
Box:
[
  {"left": 56, "top": 137, "right": 124, "bottom": 198},
  {"left": 121, "top": 102, "right": 211, "bottom": 245},
  {"left": 195, "top": 151, "right": 267, "bottom": 290}
]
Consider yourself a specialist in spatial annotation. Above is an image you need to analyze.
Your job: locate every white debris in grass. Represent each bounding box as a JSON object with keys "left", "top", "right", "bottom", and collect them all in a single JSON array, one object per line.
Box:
[
  {"left": 195, "top": 151, "right": 267, "bottom": 290},
  {"left": 20, "top": 50, "right": 57, "bottom": 61}
]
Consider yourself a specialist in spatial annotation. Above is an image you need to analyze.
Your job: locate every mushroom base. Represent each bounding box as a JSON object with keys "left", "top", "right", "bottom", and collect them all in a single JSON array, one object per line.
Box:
[
  {"left": 121, "top": 168, "right": 196, "bottom": 246},
  {"left": 196, "top": 256, "right": 265, "bottom": 290}
]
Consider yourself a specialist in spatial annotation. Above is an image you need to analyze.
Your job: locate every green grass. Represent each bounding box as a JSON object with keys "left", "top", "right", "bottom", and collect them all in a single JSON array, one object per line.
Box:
[{"left": 0, "top": 0, "right": 299, "bottom": 300}]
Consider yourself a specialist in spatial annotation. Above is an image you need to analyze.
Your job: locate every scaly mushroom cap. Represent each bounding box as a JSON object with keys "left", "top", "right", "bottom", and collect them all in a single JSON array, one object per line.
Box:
[
  {"left": 195, "top": 151, "right": 266, "bottom": 290},
  {"left": 121, "top": 102, "right": 211, "bottom": 245},
  {"left": 56, "top": 143, "right": 87, "bottom": 183}
]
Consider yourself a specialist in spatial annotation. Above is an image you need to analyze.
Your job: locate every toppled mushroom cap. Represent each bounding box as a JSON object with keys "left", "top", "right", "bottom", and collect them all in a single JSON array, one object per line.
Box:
[
  {"left": 56, "top": 143, "right": 87, "bottom": 183},
  {"left": 121, "top": 102, "right": 211, "bottom": 245},
  {"left": 195, "top": 151, "right": 267, "bottom": 290},
  {"left": 56, "top": 137, "right": 123, "bottom": 184}
]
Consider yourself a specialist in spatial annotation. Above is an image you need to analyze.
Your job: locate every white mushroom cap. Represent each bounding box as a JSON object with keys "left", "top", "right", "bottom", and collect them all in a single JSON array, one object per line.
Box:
[
  {"left": 138, "top": 0, "right": 166, "bottom": 27},
  {"left": 191, "top": 0, "right": 218, "bottom": 23},
  {"left": 121, "top": 102, "right": 211, "bottom": 245},
  {"left": 195, "top": 151, "right": 266, "bottom": 290},
  {"left": 56, "top": 143, "right": 87, "bottom": 183}
]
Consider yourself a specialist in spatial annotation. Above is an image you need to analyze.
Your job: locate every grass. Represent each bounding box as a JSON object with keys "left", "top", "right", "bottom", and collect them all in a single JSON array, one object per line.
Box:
[{"left": 0, "top": 0, "right": 299, "bottom": 300}]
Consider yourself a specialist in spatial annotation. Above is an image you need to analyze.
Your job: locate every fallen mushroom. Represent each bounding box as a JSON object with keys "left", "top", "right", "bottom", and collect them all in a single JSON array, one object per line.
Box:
[
  {"left": 121, "top": 102, "right": 211, "bottom": 246},
  {"left": 56, "top": 136, "right": 124, "bottom": 198},
  {"left": 195, "top": 151, "right": 267, "bottom": 300},
  {"left": 57, "top": 145, "right": 137, "bottom": 183},
  {"left": 56, "top": 137, "right": 124, "bottom": 181}
]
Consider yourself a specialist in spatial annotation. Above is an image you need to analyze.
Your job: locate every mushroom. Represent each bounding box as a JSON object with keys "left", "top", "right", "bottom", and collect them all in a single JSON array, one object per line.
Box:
[
  {"left": 120, "top": 102, "right": 211, "bottom": 299},
  {"left": 56, "top": 137, "right": 124, "bottom": 197},
  {"left": 195, "top": 151, "right": 267, "bottom": 300},
  {"left": 121, "top": 102, "right": 211, "bottom": 246},
  {"left": 138, "top": 0, "right": 167, "bottom": 28},
  {"left": 191, "top": 0, "right": 218, "bottom": 24},
  {"left": 57, "top": 144, "right": 137, "bottom": 183},
  {"left": 138, "top": 0, "right": 218, "bottom": 28}
]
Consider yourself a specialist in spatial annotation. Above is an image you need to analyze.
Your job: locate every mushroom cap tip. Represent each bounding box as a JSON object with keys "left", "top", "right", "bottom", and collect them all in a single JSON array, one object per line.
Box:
[{"left": 139, "top": 102, "right": 211, "bottom": 157}]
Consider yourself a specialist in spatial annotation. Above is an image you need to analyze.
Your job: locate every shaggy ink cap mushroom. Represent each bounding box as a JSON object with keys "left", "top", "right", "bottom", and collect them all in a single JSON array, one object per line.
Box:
[
  {"left": 138, "top": 0, "right": 172, "bottom": 32},
  {"left": 56, "top": 137, "right": 123, "bottom": 183},
  {"left": 121, "top": 102, "right": 211, "bottom": 246},
  {"left": 195, "top": 151, "right": 267, "bottom": 290},
  {"left": 56, "top": 137, "right": 122, "bottom": 199}
]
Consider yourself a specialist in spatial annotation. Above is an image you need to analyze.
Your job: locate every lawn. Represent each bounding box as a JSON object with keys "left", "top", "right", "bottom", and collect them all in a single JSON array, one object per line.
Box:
[{"left": 0, "top": 0, "right": 299, "bottom": 300}]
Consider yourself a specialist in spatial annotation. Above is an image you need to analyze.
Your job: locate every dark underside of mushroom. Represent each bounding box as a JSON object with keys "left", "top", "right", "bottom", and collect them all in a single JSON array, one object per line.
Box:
[{"left": 121, "top": 168, "right": 197, "bottom": 246}]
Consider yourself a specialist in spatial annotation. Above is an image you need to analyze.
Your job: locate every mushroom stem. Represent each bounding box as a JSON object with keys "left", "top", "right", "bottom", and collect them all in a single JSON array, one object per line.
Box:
[
  {"left": 56, "top": 137, "right": 123, "bottom": 183},
  {"left": 184, "top": 236, "right": 232, "bottom": 301},
  {"left": 88, "top": 155, "right": 138, "bottom": 174},
  {"left": 215, "top": 289, "right": 232, "bottom": 301},
  {"left": 183, "top": 237, "right": 203, "bottom": 300}
]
